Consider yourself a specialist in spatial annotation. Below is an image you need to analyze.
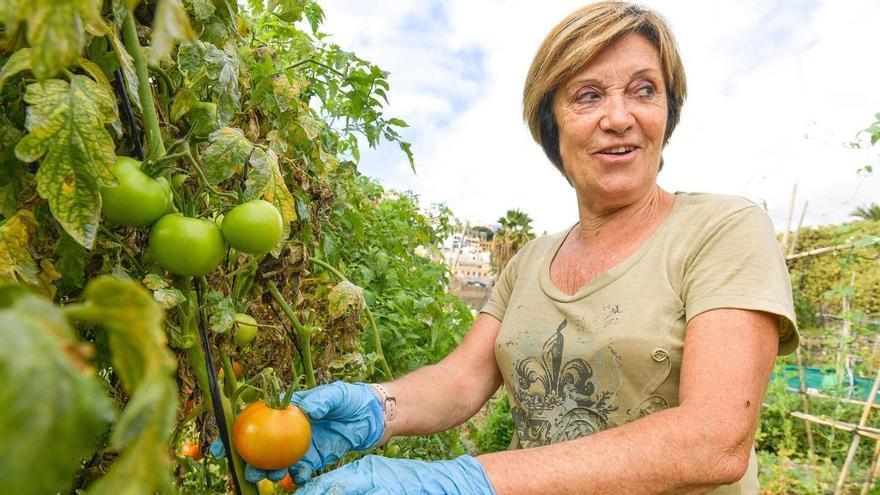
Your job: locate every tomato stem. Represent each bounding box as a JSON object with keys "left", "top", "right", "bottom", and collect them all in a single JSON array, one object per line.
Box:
[
  {"left": 121, "top": 5, "right": 165, "bottom": 162},
  {"left": 266, "top": 281, "right": 316, "bottom": 389}
]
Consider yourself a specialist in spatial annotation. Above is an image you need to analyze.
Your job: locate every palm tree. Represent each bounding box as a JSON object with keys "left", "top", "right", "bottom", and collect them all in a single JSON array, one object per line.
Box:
[
  {"left": 850, "top": 203, "right": 880, "bottom": 221},
  {"left": 491, "top": 209, "right": 536, "bottom": 272}
]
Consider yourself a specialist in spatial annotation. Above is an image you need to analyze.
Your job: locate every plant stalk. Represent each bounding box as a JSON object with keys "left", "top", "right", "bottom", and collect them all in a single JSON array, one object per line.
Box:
[
  {"left": 267, "top": 281, "right": 316, "bottom": 388},
  {"left": 121, "top": 6, "right": 165, "bottom": 161}
]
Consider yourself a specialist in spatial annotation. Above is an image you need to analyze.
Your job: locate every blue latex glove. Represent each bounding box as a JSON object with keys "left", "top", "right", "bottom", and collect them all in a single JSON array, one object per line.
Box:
[
  {"left": 294, "top": 454, "right": 496, "bottom": 495},
  {"left": 287, "top": 381, "right": 385, "bottom": 484}
]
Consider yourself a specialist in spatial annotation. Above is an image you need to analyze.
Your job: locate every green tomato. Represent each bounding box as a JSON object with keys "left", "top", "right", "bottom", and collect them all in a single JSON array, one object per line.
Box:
[
  {"left": 221, "top": 200, "right": 283, "bottom": 255},
  {"left": 234, "top": 313, "right": 258, "bottom": 347},
  {"left": 101, "top": 156, "right": 172, "bottom": 227},
  {"left": 149, "top": 214, "right": 227, "bottom": 276},
  {"left": 187, "top": 102, "right": 218, "bottom": 138}
]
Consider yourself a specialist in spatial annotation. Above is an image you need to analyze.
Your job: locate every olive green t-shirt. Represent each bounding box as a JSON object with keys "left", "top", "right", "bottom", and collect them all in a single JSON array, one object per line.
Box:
[{"left": 480, "top": 192, "right": 798, "bottom": 495}]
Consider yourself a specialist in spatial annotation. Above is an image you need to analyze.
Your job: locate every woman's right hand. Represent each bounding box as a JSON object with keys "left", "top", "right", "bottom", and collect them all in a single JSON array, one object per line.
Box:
[{"left": 286, "top": 381, "right": 385, "bottom": 485}]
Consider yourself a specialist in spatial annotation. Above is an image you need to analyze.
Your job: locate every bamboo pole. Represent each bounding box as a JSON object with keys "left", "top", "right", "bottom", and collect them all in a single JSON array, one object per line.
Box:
[
  {"left": 781, "top": 183, "right": 797, "bottom": 252},
  {"left": 834, "top": 365, "right": 880, "bottom": 495},
  {"left": 860, "top": 441, "right": 880, "bottom": 495},
  {"left": 787, "top": 241, "right": 860, "bottom": 261},
  {"left": 789, "top": 388, "right": 880, "bottom": 410},
  {"left": 788, "top": 200, "right": 809, "bottom": 257},
  {"left": 796, "top": 346, "right": 818, "bottom": 467},
  {"left": 791, "top": 412, "right": 880, "bottom": 441}
]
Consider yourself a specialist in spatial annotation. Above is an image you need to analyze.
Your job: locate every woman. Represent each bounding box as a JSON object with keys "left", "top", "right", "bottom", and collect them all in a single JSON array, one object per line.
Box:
[{"left": 253, "top": 3, "right": 798, "bottom": 494}]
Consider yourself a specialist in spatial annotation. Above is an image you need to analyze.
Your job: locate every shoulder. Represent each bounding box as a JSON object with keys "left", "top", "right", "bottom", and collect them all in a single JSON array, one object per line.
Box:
[{"left": 671, "top": 192, "right": 772, "bottom": 235}]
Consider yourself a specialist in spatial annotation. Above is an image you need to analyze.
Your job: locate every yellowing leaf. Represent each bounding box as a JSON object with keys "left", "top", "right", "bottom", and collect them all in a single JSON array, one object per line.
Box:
[
  {"left": 250, "top": 147, "right": 296, "bottom": 249},
  {"left": 0, "top": 209, "right": 40, "bottom": 287},
  {"left": 149, "top": 0, "right": 195, "bottom": 64},
  {"left": 202, "top": 127, "right": 253, "bottom": 184},
  {"left": 327, "top": 280, "right": 366, "bottom": 320},
  {"left": 25, "top": 0, "right": 107, "bottom": 79},
  {"left": 14, "top": 77, "right": 118, "bottom": 248}
]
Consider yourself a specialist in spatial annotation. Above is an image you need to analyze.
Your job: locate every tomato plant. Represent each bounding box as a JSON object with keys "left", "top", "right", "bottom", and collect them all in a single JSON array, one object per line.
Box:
[
  {"left": 149, "top": 214, "right": 227, "bottom": 276},
  {"left": 222, "top": 200, "right": 283, "bottom": 255},
  {"left": 232, "top": 400, "right": 311, "bottom": 470}
]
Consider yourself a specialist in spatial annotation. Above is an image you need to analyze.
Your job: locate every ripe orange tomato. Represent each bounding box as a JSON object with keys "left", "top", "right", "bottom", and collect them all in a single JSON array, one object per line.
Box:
[
  {"left": 232, "top": 401, "right": 311, "bottom": 470},
  {"left": 180, "top": 440, "right": 202, "bottom": 460}
]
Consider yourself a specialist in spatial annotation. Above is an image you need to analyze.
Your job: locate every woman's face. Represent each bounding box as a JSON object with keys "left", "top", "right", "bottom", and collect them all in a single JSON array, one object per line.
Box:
[{"left": 553, "top": 33, "right": 668, "bottom": 211}]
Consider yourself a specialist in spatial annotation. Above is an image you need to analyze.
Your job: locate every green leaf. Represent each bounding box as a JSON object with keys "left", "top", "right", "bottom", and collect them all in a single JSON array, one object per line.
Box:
[
  {"left": 244, "top": 145, "right": 274, "bottom": 200},
  {"left": 150, "top": 0, "right": 195, "bottom": 64},
  {"left": 184, "top": 0, "right": 214, "bottom": 21},
  {"left": 14, "top": 77, "right": 118, "bottom": 248},
  {"left": 0, "top": 124, "right": 28, "bottom": 218},
  {"left": 202, "top": 127, "right": 254, "bottom": 185},
  {"left": 66, "top": 276, "right": 178, "bottom": 495},
  {"left": 215, "top": 41, "right": 241, "bottom": 125},
  {"left": 24, "top": 0, "right": 107, "bottom": 79},
  {"left": 0, "top": 48, "right": 32, "bottom": 91},
  {"left": 207, "top": 290, "right": 235, "bottom": 334},
  {"left": 170, "top": 87, "right": 198, "bottom": 121},
  {"left": 327, "top": 280, "right": 365, "bottom": 320},
  {"left": 0, "top": 289, "right": 115, "bottom": 495},
  {"left": 53, "top": 231, "right": 89, "bottom": 295}
]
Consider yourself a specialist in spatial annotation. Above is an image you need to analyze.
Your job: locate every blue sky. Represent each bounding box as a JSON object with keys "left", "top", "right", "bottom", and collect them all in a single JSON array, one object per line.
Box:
[{"left": 319, "top": 0, "right": 880, "bottom": 234}]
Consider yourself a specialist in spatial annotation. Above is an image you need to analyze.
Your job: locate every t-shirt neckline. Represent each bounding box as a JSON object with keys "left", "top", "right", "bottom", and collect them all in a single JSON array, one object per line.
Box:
[{"left": 539, "top": 192, "right": 685, "bottom": 302}]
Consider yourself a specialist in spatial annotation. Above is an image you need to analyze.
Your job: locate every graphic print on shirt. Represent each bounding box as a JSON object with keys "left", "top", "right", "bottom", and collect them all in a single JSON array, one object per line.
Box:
[{"left": 511, "top": 319, "right": 621, "bottom": 448}]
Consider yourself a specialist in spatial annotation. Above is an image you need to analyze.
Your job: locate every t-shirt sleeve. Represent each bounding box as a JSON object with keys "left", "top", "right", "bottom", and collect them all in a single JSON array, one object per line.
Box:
[
  {"left": 681, "top": 204, "right": 799, "bottom": 355},
  {"left": 479, "top": 248, "right": 523, "bottom": 322}
]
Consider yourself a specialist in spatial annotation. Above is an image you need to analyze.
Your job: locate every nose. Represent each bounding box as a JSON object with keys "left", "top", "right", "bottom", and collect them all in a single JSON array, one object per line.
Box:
[{"left": 598, "top": 94, "right": 635, "bottom": 134}]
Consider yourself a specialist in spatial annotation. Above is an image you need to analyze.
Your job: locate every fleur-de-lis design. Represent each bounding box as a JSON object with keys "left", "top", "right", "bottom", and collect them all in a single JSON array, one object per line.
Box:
[{"left": 511, "top": 319, "right": 618, "bottom": 447}]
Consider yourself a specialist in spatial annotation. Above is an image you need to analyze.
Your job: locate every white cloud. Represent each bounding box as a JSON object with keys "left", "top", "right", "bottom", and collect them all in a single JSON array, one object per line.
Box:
[{"left": 318, "top": 0, "right": 880, "bottom": 234}]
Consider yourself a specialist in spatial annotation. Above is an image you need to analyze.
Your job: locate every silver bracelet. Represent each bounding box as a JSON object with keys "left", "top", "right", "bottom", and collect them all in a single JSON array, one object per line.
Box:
[{"left": 371, "top": 383, "right": 397, "bottom": 423}]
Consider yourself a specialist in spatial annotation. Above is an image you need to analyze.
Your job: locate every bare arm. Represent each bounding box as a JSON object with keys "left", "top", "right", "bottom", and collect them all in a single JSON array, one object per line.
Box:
[
  {"left": 478, "top": 308, "right": 779, "bottom": 495},
  {"left": 375, "top": 313, "right": 504, "bottom": 443}
]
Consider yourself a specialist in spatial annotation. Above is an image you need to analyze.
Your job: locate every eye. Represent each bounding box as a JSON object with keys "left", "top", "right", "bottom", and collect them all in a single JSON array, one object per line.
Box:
[
  {"left": 635, "top": 84, "right": 655, "bottom": 97},
  {"left": 575, "top": 89, "right": 601, "bottom": 103}
]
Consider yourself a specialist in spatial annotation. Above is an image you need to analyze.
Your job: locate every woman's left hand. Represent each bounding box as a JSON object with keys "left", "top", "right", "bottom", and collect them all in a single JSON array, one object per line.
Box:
[{"left": 294, "top": 454, "right": 496, "bottom": 495}]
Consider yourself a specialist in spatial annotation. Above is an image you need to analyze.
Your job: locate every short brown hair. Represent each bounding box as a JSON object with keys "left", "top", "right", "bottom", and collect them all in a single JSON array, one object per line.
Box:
[{"left": 523, "top": 2, "right": 687, "bottom": 175}]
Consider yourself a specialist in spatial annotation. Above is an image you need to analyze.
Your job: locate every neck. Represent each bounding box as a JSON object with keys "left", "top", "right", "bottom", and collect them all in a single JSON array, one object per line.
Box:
[{"left": 574, "top": 187, "right": 673, "bottom": 244}]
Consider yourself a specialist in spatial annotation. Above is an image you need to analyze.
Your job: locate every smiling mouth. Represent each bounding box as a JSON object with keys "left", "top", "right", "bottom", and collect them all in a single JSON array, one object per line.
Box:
[{"left": 597, "top": 146, "right": 638, "bottom": 157}]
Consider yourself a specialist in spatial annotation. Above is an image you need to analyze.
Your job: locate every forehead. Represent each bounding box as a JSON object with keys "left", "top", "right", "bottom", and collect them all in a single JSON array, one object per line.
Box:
[{"left": 566, "top": 33, "right": 662, "bottom": 86}]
